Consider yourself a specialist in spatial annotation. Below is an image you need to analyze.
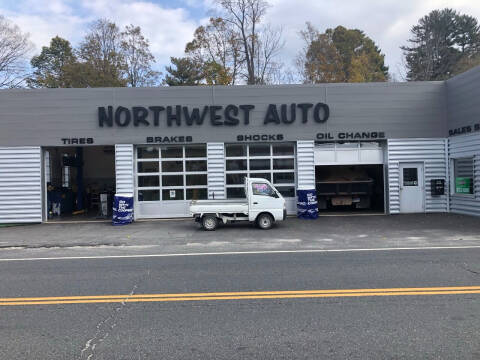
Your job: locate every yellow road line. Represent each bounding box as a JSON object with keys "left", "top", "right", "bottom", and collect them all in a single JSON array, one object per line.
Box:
[
  {"left": 1, "top": 290, "right": 480, "bottom": 306},
  {"left": 0, "top": 286, "right": 479, "bottom": 306}
]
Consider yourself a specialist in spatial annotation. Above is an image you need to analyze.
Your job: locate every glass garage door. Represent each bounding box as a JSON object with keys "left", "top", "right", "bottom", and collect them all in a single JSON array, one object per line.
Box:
[
  {"left": 224, "top": 143, "right": 296, "bottom": 199},
  {"left": 136, "top": 145, "right": 208, "bottom": 218}
]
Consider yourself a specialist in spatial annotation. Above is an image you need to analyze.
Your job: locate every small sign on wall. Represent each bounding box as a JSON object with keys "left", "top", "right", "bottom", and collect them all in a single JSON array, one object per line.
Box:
[
  {"left": 455, "top": 177, "right": 472, "bottom": 194},
  {"left": 169, "top": 190, "right": 176, "bottom": 198}
]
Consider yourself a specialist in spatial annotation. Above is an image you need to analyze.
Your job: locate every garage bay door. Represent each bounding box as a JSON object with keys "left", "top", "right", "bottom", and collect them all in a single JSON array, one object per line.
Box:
[{"left": 314, "top": 142, "right": 384, "bottom": 165}]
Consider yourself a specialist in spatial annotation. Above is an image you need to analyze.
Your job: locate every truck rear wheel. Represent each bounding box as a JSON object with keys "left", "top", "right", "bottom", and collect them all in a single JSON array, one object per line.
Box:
[
  {"left": 256, "top": 213, "right": 273, "bottom": 230},
  {"left": 202, "top": 215, "right": 218, "bottom": 231}
]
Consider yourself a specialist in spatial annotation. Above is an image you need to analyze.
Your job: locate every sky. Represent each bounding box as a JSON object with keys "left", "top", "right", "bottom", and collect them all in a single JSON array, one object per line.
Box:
[{"left": 1, "top": 0, "right": 480, "bottom": 81}]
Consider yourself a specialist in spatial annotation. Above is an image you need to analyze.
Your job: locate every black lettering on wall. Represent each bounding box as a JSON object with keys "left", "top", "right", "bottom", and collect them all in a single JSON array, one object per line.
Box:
[
  {"left": 210, "top": 105, "right": 223, "bottom": 126},
  {"left": 281, "top": 104, "right": 296, "bottom": 124},
  {"left": 313, "top": 103, "right": 329, "bottom": 123},
  {"left": 183, "top": 106, "right": 208, "bottom": 126},
  {"left": 297, "top": 103, "right": 313, "bottom": 123},
  {"left": 133, "top": 106, "right": 149, "bottom": 127},
  {"left": 264, "top": 104, "right": 280, "bottom": 125},
  {"left": 167, "top": 106, "right": 182, "bottom": 126},
  {"left": 224, "top": 105, "right": 239, "bottom": 126},
  {"left": 98, "top": 106, "right": 113, "bottom": 127},
  {"left": 115, "top": 106, "right": 131, "bottom": 127},
  {"left": 149, "top": 106, "right": 165, "bottom": 126},
  {"left": 239, "top": 105, "right": 254, "bottom": 125}
]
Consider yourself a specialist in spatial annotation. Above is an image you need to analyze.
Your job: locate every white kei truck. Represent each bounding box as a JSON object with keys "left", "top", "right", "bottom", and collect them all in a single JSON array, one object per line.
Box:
[{"left": 189, "top": 177, "right": 287, "bottom": 231}]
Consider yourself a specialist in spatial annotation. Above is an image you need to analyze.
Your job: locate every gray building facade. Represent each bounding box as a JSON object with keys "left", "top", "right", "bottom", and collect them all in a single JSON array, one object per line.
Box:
[{"left": 0, "top": 66, "right": 479, "bottom": 223}]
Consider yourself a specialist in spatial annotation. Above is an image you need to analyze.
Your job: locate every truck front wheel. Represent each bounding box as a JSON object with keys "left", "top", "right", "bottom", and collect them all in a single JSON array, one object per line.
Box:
[
  {"left": 256, "top": 213, "right": 274, "bottom": 230},
  {"left": 202, "top": 215, "right": 218, "bottom": 231}
]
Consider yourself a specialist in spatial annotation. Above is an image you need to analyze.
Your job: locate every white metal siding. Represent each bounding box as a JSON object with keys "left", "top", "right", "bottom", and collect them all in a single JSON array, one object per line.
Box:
[
  {"left": 0, "top": 147, "right": 42, "bottom": 223},
  {"left": 296, "top": 141, "right": 315, "bottom": 189},
  {"left": 387, "top": 139, "right": 448, "bottom": 214},
  {"left": 207, "top": 142, "right": 225, "bottom": 199},
  {"left": 115, "top": 144, "right": 134, "bottom": 194},
  {"left": 449, "top": 133, "right": 480, "bottom": 216}
]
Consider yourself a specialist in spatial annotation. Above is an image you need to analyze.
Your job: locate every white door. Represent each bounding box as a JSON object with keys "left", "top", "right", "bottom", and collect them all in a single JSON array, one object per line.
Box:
[{"left": 399, "top": 163, "right": 424, "bottom": 213}]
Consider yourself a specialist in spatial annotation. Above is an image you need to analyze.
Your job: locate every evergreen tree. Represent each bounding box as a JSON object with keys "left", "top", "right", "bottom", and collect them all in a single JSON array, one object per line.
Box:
[
  {"left": 163, "top": 57, "right": 204, "bottom": 86},
  {"left": 402, "top": 9, "right": 480, "bottom": 80}
]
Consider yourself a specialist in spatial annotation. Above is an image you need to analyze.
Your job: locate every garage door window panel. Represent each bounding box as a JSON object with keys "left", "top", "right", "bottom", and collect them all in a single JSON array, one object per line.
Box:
[
  {"left": 161, "top": 147, "right": 183, "bottom": 158},
  {"left": 138, "top": 175, "right": 160, "bottom": 187},
  {"left": 226, "top": 173, "right": 247, "bottom": 185},
  {"left": 225, "top": 143, "right": 296, "bottom": 199},
  {"left": 137, "top": 147, "right": 158, "bottom": 159},
  {"left": 138, "top": 190, "right": 160, "bottom": 201},
  {"left": 137, "top": 161, "right": 159, "bottom": 173},
  {"left": 273, "top": 158, "right": 294, "bottom": 170},
  {"left": 250, "top": 159, "right": 270, "bottom": 170},
  {"left": 136, "top": 145, "right": 207, "bottom": 203},
  {"left": 186, "top": 160, "right": 207, "bottom": 172}
]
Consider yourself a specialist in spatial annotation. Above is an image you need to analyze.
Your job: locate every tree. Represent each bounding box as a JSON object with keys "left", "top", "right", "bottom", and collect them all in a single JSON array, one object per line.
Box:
[
  {"left": 203, "top": 60, "right": 233, "bottom": 85},
  {"left": 163, "top": 57, "right": 204, "bottom": 86},
  {"left": 454, "top": 14, "right": 480, "bottom": 56},
  {"left": 401, "top": 9, "right": 480, "bottom": 81},
  {"left": 185, "top": 17, "right": 241, "bottom": 85},
  {"left": 453, "top": 53, "right": 480, "bottom": 75},
  {"left": 0, "top": 16, "right": 32, "bottom": 88},
  {"left": 77, "top": 19, "right": 126, "bottom": 87},
  {"left": 216, "top": 0, "right": 284, "bottom": 84},
  {"left": 304, "top": 33, "right": 345, "bottom": 83},
  {"left": 121, "top": 24, "right": 160, "bottom": 87},
  {"left": 298, "top": 24, "right": 388, "bottom": 83},
  {"left": 28, "top": 36, "right": 77, "bottom": 88}
]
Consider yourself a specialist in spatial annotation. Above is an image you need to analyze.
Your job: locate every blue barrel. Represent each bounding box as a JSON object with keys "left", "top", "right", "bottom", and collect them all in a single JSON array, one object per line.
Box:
[
  {"left": 297, "top": 189, "right": 319, "bottom": 219},
  {"left": 112, "top": 194, "right": 134, "bottom": 225}
]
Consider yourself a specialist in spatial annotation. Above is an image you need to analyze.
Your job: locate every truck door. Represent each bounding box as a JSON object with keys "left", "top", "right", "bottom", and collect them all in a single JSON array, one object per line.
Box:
[{"left": 249, "top": 181, "right": 282, "bottom": 220}]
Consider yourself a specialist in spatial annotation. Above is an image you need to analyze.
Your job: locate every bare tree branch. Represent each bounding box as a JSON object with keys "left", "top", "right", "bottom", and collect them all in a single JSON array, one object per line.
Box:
[{"left": 0, "top": 16, "right": 33, "bottom": 88}]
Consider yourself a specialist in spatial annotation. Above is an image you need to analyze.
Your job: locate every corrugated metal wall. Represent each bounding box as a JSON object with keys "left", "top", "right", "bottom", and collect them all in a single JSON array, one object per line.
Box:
[
  {"left": 115, "top": 144, "right": 134, "bottom": 195},
  {"left": 448, "top": 133, "right": 480, "bottom": 216},
  {"left": 387, "top": 139, "right": 448, "bottom": 214},
  {"left": 0, "top": 147, "right": 42, "bottom": 223},
  {"left": 296, "top": 141, "right": 315, "bottom": 189},
  {"left": 207, "top": 142, "right": 226, "bottom": 199}
]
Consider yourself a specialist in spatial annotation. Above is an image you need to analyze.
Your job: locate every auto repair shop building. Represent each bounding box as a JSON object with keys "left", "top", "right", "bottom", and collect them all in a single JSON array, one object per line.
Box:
[{"left": 0, "top": 66, "right": 479, "bottom": 223}]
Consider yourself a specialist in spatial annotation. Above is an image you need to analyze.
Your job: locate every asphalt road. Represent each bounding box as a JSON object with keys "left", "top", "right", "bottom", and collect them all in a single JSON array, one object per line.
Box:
[{"left": 1, "top": 248, "right": 479, "bottom": 359}]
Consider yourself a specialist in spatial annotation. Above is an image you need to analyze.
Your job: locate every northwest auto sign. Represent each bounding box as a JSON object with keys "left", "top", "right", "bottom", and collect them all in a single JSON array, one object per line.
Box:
[
  {"left": 61, "top": 102, "right": 387, "bottom": 145},
  {"left": 98, "top": 103, "right": 330, "bottom": 127}
]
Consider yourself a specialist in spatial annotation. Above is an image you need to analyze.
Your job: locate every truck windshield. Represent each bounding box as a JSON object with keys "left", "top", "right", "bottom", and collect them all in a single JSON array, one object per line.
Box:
[{"left": 252, "top": 183, "right": 275, "bottom": 196}]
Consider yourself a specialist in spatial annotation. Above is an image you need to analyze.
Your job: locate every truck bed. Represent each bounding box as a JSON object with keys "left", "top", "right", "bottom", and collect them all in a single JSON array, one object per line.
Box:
[
  {"left": 190, "top": 199, "right": 248, "bottom": 215},
  {"left": 316, "top": 179, "right": 374, "bottom": 196}
]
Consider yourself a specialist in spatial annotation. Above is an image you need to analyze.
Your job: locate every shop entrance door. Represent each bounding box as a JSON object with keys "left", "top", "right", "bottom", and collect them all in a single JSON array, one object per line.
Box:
[{"left": 399, "top": 162, "right": 424, "bottom": 213}]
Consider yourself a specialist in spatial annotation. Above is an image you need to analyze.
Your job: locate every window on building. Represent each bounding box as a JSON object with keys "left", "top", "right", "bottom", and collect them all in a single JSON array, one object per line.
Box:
[
  {"left": 453, "top": 158, "right": 474, "bottom": 195},
  {"left": 225, "top": 143, "right": 296, "bottom": 199},
  {"left": 62, "top": 166, "right": 70, "bottom": 188},
  {"left": 44, "top": 151, "right": 51, "bottom": 184},
  {"left": 136, "top": 145, "right": 208, "bottom": 201}
]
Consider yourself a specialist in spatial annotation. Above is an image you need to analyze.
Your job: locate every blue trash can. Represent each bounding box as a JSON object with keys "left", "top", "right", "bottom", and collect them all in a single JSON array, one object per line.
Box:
[
  {"left": 297, "top": 188, "right": 319, "bottom": 219},
  {"left": 112, "top": 193, "right": 134, "bottom": 225}
]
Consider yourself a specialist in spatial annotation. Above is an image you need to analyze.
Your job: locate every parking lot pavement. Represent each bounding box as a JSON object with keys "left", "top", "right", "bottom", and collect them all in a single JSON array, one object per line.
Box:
[{"left": 0, "top": 213, "right": 479, "bottom": 255}]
